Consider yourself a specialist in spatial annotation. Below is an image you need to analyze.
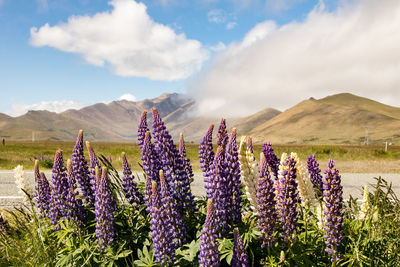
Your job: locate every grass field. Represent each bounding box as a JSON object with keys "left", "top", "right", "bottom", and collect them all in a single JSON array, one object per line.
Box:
[{"left": 0, "top": 141, "right": 399, "bottom": 173}]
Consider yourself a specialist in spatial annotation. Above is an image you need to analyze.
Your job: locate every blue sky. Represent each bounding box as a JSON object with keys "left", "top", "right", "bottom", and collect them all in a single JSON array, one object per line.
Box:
[{"left": 1, "top": 0, "right": 400, "bottom": 117}]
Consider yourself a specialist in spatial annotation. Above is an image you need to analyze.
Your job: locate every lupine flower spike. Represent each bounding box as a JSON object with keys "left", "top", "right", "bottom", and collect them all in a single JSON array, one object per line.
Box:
[
  {"left": 307, "top": 154, "right": 323, "bottom": 197},
  {"left": 262, "top": 143, "right": 280, "bottom": 181},
  {"left": 278, "top": 154, "right": 300, "bottom": 243},
  {"left": 72, "top": 130, "right": 94, "bottom": 206},
  {"left": 199, "top": 199, "right": 220, "bottom": 267},
  {"left": 226, "top": 128, "right": 242, "bottom": 223},
  {"left": 65, "top": 159, "right": 85, "bottom": 227},
  {"left": 217, "top": 118, "right": 228, "bottom": 149},
  {"left": 232, "top": 228, "right": 249, "bottom": 267},
  {"left": 323, "top": 159, "right": 344, "bottom": 262},
  {"left": 159, "top": 170, "right": 186, "bottom": 246},
  {"left": 48, "top": 150, "right": 69, "bottom": 228},
  {"left": 178, "top": 133, "right": 196, "bottom": 212},
  {"left": 150, "top": 181, "right": 176, "bottom": 265},
  {"left": 151, "top": 108, "right": 182, "bottom": 203},
  {"left": 35, "top": 172, "right": 51, "bottom": 217},
  {"left": 121, "top": 152, "right": 143, "bottom": 206},
  {"left": 257, "top": 153, "right": 277, "bottom": 248},
  {"left": 86, "top": 141, "right": 101, "bottom": 193},
  {"left": 359, "top": 185, "right": 370, "bottom": 220},
  {"left": 141, "top": 131, "right": 160, "bottom": 210},
  {"left": 137, "top": 110, "right": 149, "bottom": 149},
  {"left": 238, "top": 136, "right": 258, "bottom": 214},
  {"left": 291, "top": 153, "right": 316, "bottom": 207},
  {"left": 208, "top": 146, "right": 229, "bottom": 236},
  {"left": 95, "top": 167, "right": 116, "bottom": 249},
  {"left": 14, "top": 165, "right": 30, "bottom": 203},
  {"left": 199, "top": 124, "right": 215, "bottom": 199}
]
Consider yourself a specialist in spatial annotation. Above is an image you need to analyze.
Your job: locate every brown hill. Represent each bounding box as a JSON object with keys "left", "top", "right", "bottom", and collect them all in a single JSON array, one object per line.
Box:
[{"left": 249, "top": 93, "right": 400, "bottom": 144}]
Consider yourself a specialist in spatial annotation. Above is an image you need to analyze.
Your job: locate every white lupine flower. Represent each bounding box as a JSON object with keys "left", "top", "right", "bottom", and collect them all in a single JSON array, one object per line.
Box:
[
  {"left": 315, "top": 203, "right": 325, "bottom": 229},
  {"left": 359, "top": 185, "right": 370, "bottom": 220},
  {"left": 290, "top": 152, "right": 316, "bottom": 207},
  {"left": 14, "top": 165, "right": 31, "bottom": 203},
  {"left": 238, "top": 136, "right": 258, "bottom": 214}
]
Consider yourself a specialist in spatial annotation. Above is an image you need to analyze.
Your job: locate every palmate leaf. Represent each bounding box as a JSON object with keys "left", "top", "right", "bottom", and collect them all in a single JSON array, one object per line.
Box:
[
  {"left": 134, "top": 244, "right": 157, "bottom": 266},
  {"left": 218, "top": 238, "right": 234, "bottom": 264},
  {"left": 176, "top": 239, "right": 200, "bottom": 264}
]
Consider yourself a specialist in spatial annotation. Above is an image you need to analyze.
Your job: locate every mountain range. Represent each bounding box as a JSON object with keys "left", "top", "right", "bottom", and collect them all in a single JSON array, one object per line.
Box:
[{"left": 1, "top": 93, "right": 399, "bottom": 144}]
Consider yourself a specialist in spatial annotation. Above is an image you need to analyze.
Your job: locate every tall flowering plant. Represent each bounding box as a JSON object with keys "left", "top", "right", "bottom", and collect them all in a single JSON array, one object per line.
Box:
[
  {"left": 72, "top": 130, "right": 94, "bottom": 206},
  {"left": 121, "top": 152, "right": 143, "bottom": 206},
  {"left": 86, "top": 141, "right": 101, "bottom": 194},
  {"left": 278, "top": 154, "right": 299, "bottom": 243},
  {"left": 94, "top": 167, "right": 116, "bottom": 249},
  {"left": 199, "top": 199, "right": 219, "bottom": 267},
  {"left": 65, "top": 159, "right": 85, "bottom": 227},
  {"left": 226, "top": 128, "right": 242, "bottom": 223},
  {"left": 238, "top": 136, "right": 258, "bottom": 213},
  {"left": 208, "top": 146, "right": 229, "bottom": 236},
  {"left": 150, "top": 181, "right": 176, "bottom": 265},
  {"left": 232, "top": 228, "right": 249, "bottom": 267},
  {"left": 257, "top": 153, "right": 278, "bottom": 248},
  {"left": 307, "top": 154, "right": 323, "bottom": 196},
  {"left": 48, "top": 150, "right": 69, "bottom": 228},
  {"left": 199, "top": 124, "right": 215, "bottom": 199},
  {"left": 323, "top": 159, "right": 344, "bottom": 262}
]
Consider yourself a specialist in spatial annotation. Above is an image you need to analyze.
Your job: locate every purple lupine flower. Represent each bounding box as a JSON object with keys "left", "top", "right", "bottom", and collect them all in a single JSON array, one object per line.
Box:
[
  {"left": 177, "top": 133, "right": 196, "bottom": 213},
  {"left": 150, "top": 181, "right": 176, "bottom": 265},
  {"left": 257, "top": 153, "right": 277, "bottom": 248},
  {"left": 226, "top": 128, "right": 242, "bottom": 223},
  {"left": 35, "top": 172, "right": 51, "bottom": 217},
  {"left": 121, "top": 152, "right": 143, "bottom": 206},
  {"left": 232, "top": 228, "right": 249, "bottom": 267},
  {"left": 0, "top": 214, "right": 9, "bottom": 235},
  {"left": 199, "top": 199, "right": 219, "bottom": 267},
  {"left": 208, "top": 146, "right": 229, "bottom": 236},
  {"left": 140, "top": 131, "right": 160, "bottom": 210},
  {"left": 137, "top": 111, "right": 148, "bottom": 149},
  {"left": 247, "top": 136, "right": 253, "bottom": 154},
  {"left": 95, "top": 167, "right": 116, "bottom": 249},
  {"left": 307, "top": 154, "right": 323, "bottom": 197},
  {"left": 151, "top": 108, "right": 180, "bottom": 202},
  {"left": 72, "top": 130, "right": 94, "bottom": 206},
  {"left": 159, "top": 170, "right": 186, "bottom": 245},
  {"left": 65, "top": 159, "right": 85, "bottom": 227},
  {"left": 262, "top": 143, "right": 280, "bottom": 180},
  {"left": 48, "top": 150, "right": 69, "bottom": 228},
  {"left": 278, "top": 156, "right": 299, "bottom": 243},
  {"left": 323, "top": 159, "right": 344, "bottom": 262},
  {"left": 86, "top": 141, "right": 101, "bottom": 194},
  {"left": 199, "top": 124, "right": 215, "bottom": 199},
  {"left": 217, "top": 118, "right": 228, "bottom": 149}
]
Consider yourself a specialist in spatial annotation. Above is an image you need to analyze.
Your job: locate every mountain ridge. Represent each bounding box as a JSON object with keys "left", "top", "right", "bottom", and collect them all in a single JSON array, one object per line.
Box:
[{"left": 1, "top": 92, "right": 400, "bottom": 144}]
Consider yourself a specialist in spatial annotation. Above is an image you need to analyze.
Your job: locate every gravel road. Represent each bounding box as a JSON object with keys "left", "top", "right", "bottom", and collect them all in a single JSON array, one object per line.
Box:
[{"left": 1, "top": 170, "right": 399, "bottom": 208}]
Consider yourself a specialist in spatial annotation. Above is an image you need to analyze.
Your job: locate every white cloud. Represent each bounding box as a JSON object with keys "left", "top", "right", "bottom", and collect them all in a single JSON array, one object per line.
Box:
[
  {"left": 30, "top": 0, "right": 209, "bottom": 81},
  {"left": 208, "top": 9, "right": 227, "bottom": 23},
  {"left": 226, "top": 21, "right": 237, "bottom": 30},
  {"left": 10, "top": 100, "right": 86, "bottom": 117},
  {"left": 190, "top": 0, "right": 400, "bottom": 117},
  {"left": 118, "top": 93, "right": 137, "bottom": 102}
]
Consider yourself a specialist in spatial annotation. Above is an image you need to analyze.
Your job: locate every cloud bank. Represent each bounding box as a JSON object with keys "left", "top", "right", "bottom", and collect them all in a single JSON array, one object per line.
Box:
[
  {"left": 11, "top": 100, "right": 86, "bottom": 117},
  {"left": 190, "top": 0, "right": 400, "bottom": 117},
  {"left": 30, "top": 0, "right": 209, "bottom": 81}
]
